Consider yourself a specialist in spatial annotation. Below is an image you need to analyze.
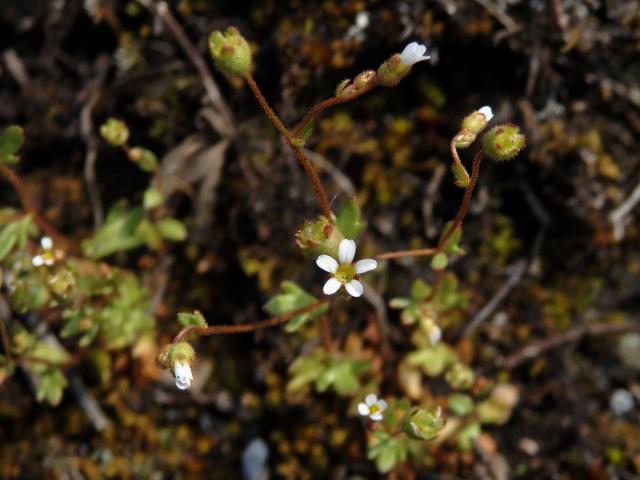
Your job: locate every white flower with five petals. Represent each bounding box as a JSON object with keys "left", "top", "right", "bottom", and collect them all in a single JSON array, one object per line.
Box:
[
  {"left": 316, "top": 239, "right": 377, "bottom": 298},
  {"left": 399, "top": 42, "right": 430, "bottom": 66},
  {"left": 358, "top": 394, "right": 388, "bottom": 421},
  {"left": 173, "top": 361, "right": 193, "bottom": 390}
]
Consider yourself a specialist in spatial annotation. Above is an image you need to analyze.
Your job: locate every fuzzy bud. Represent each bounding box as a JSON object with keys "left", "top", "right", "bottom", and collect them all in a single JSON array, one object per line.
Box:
[
  {"left": 295, "top": 216, "right": 345, "bottom": 258},
  {"left": 377, "top": 54, "right": 411, "bottom": 87},
  {"left": 354, "top": 70, "right": 377, "bottom": 90},
  {"left": 156, "top": 344, "right": 173, "bottom": 369},
  {"left": 208, "top": 26, "right": 252, "bottom": 76},
  {"left": 402, "top": 406, "right": 445, "bottom": 440},
  {"left": 482, "top": 124, "right": 526, "bottom": 162},
  {"left": 453, "top": 130, "right": 477, "bottom": 149},
  {"left": 128, "top": 147, "right": 158, "bottom": 172},
  {"left": 100, "top": 118, "right": 129, "bottom": 147},
  {"left": 445, "top": 363, "right": 475, "bottom": 390}
]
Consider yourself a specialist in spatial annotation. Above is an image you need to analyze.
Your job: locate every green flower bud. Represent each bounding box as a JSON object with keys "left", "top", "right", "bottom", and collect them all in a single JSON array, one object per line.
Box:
[
  {"left": 295, "top": 215, "right": 345, "bottom": 258},
  {"left": 335, "top": 79, "right": 352, "bottom": 97},
  {"left": 402, "top": 406, "right": 445, "bottom": 440},
  {"left": 156, "top": 344, "right": 173, "bottom": 369},
  {"left": 377, "top": 54, "right": 411, "bottom": 87},
  {"left": 354, "top": 70, "right": 377, "bottom": 90},
  {"left": 168, "top": 341, "right": 195, "bottom": 367},
  {"left": 100, "top": 118, "right": 129, "bottom": 147},
  {"left": 461, "top": 106, "right": 493, "bottom": 135},
  {"left": 208, "top": 26, "right": 252, "bottom": 76},
  {"left": 128, "top": 147, "right": 158, "bottom": 172},
  {"left": 453, "top": 130, "right": 477, "bottom": 150},
  {"left": 482, "top": 124, "right": 526, "bottom": 162},
  {"left": 431, "top": 252, "right": 448, "bottom": 271},
  {"left": 445, "top": 363, "right": 475, "bottom": 390}
]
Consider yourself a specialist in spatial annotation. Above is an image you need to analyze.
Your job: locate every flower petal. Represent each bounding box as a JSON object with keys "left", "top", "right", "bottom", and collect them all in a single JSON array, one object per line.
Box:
[
  {"left": 399, "top": 42, "right": 430, "bottom": 66},
  {"left": 338, "top": 239, "right": 356, "bottom": 264},
  {"left": 365, "top": 393, "right": 378, "bottom": 406},
  {"left": 323, "top": 277, "right": 342, "bottom": 295},
  {"left": 377, "top": 399, "right": 388, "bottom": 411},
  {"left": 355, "top": 258, "right": 377, "bottom": 275},
  {"left": 478, "top": 105, "right": 494, "bottom": 121},
  {"left": 357, "top": 402, "right": 370, "bottom": 416},
  {"left": 370, "top": 411, "right": 384, "bottom": 421},
  {"left": 316, "top": 254, "right": 338, "bottom": 274},
  {"left": 345, "top": 279, "right": 363, "bottom": 298}
]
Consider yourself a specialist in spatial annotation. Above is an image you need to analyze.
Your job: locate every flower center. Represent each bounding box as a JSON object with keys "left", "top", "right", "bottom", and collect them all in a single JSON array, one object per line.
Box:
[
  {"left": 369, "top": 404, "right": 380, "bottom": 415},
  {"left": 334, "top": 264, "right": 355, "bottom": 284}
]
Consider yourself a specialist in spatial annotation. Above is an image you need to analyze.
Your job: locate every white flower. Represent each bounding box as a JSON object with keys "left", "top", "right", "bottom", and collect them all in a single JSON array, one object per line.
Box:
[
  {"left": 478, "top": 106, "right": 494, "bottom": 121},
  {"left": 40, "top": 237, "right": 53, "bottom": 250},
  {"left": 399, "top": 42, "right": 430, "bottom": 66},
  {"left": 358, "top": 394, "right": 388, "bottom": 421},
  {"left": 173, "top": 361, "right": 193, "bottom": 390},
  {"left": 32, "top": 237, "right": 55, "bottom": 267},
  {"left": 316, "top": 239, "right": 377, "bottom": 298}
]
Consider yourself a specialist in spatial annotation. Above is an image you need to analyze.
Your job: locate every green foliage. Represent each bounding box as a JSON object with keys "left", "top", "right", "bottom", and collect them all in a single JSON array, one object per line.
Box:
[
  {"left": 264, "top": 281, "right": 327, "bottom": 332},
  {"left": 128, "top": 147, "right": 158, "bottom": 172},
  {"left": 0, "top": 125, "right": 24, "bottom": 166},
  {"left": 335, "top": 198, "right": 366, "bottom": 240},
  {"left": 430, "top": 252, "right": 448, "bottom": 270},
  {"left": 157, "top": 218, "right": 187, "bottom": 242},
  {"left": 0, "top": 214, "right": 33, "bottom": 262},
  {"left": 143, "top": 188, "right": 164, "bottom": 210},
  {"left": 367, "top": 429, "right": 408, "bottom": 473},
  {"left": 402, "top": 406, "right": 445, "bottom": 440},
  {"left": 287, "top": 349, "right": 369, "bottom": 395},
  {"left": 406, "top": 343, "right": 457, "bottom": 377},
  {"left": 100, "top": 118, "right": 129, "bottom": 146},
  {"left": 447, "top": 393, "right": 474, "bottom": 416},
  {"left": 177, "top": 311, "right": 208, "bottom": 328}
]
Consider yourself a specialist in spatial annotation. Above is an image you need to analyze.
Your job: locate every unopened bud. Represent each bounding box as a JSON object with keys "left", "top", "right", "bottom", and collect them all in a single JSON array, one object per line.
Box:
[
  {"left": 128, "top": 147, "right": 158, "bottom": 172},
  {"left": 208, "top": 26, "right": 252, "bottom": 76},
  {"left": 482, "top": 124, "right": 526, "bottom": 162},
  {"left": 100, "top": 118, "right": 129, "bottom": 146},
  {"left": 295, "top": 216, "right": 345, "bottom": 258},
  {"left": 445, "top": 363, "right": 475, "bottom": 390},
  {"left": 402, "top": 406, "right": 445, "bottom": 440},
  {"left": 461, "top": 106, "right": 492, "bottom": 135},
  {"left": 354, "top": 70, "right": 377, "bottom": 90},
  {"left": 453, "top": 130, "right": 477, "bottom": 149}
]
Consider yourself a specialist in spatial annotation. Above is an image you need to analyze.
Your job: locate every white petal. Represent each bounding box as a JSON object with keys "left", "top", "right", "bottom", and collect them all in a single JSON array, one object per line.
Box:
[
  {"left": 355, "top": 258, "right": 377, "bottom": 275},
  {"left": 429, "top": 326, "right": 442, "bottom": 346},
  {"left": 316, "top": 255, "right": 338, "bottom": 274},
  {"left": 32, "top": 256, "right": 44, "bottom": 267},
  {"left": 357, "top": 402, "right": 370, "bottom": 416},
  {"left": 345, "top": 279, "right": 363, "bottom": 298},
  {"left": 323, "top": 277, "right": 342, "bottom": 295},
  {"left": 40, "top": 237, "right": 53, "bottom": 250},
  {"left": 399, "top": 42, "right": 430, "bottom": 66},
  {"left": 338, "top": 239, "right": 356, "bottom": 264},
  {"left": 478, "top": 106, "right": 494, "bottom": 121},
  {"left": 377, "top": 399, "right": 388, "bottom": 411},
  {"left": 370, "top": 411, "right": 384, "bottom": 421},
  {"left": 175, "top": 376, "right": 190, "bottom": 390},
  {"left": 365, "top": 393, "right": 378, "bottom": 406}
]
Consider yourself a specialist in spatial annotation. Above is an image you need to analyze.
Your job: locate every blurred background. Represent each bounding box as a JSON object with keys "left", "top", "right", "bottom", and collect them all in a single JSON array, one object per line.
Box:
[{"left": 1, "top": 0, "right": 639, "bottom": 478}]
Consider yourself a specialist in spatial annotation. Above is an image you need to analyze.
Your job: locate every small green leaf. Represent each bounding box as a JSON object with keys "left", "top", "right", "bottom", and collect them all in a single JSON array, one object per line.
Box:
[
  {"left": 402, "top": 406, "right": 445, "bottom": 440},
  {"left": 0, "top": 221, "right": 19, "bottom": 261},
  {"left": 368, "top": 430, "right": 408, "bottom": 473},
  {"left": 143, "top": 188, "right": 164, "bottom": 210},
  {"left": 177, "top": 310, "right": 208, "bottom": 328},
  {"left": 440, "top": 221, "right": 465, "bottom": 256},
  {"left": 82, "top": 201, "right": 145, "bottom": 258},
  {"left": 34, "top": 368, "right": 67, "bottom": 406},
  {"left": 128, "top": 147, "right": 158, "bottom": 172},
  {"left": 451, "top": 162, "right": 470, "bottom": 188},
  {"left": 0, "top": 126, "right": 24, "bottom": 166},
  {"left": 100, "top": 118, "right": 129, "bottom": 146},
  {"left": 407, "top": 343, "right": 457, "bottom": 377},
  {"left": 335, "top": 198, "right": 366, "bottom": 240},
  {"left": 264, "top": 281, "right": 327, "bottom": 332},
  {"left": 431, "top": 252, "right": 448, "bottom": 270},
  {"left": 287, "top": 351, "right": 326, "bottom": 393},
  {"left": 410, "top": 279, "right": 432, "bottom": 300},
  {"left": 447, "top": 393, "right": 474, "bottom": 416},
  {"left": 157, "top": 217, "right": 187, "bottom": 242}
]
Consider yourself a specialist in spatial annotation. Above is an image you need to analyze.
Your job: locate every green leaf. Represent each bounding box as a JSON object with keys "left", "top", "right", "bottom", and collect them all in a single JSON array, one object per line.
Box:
[
  {"left": 81, "top": 201, "right": 145, "bottom": 258},
  {"left": 410, "top": 279, "right": 432, "bottom": 300},
  {"left": 368, "top": 430, "right": 408, "bottom": 473},
  {"left": 335, "top": 198, "right": 366, "bottom": 240},
  {"left": 157, "top": 217, "right": 187, "bottom": 242},
  {"left": 440, "top": 221, "right": 465, "bottom": 256},
  {"left": 402, "top": 406, "right": 446, "bottom": 440},
  {"left": 316, "top": 358, "right": 369, "bottom": 395},
  {"left": 0, "top": 221, "right": 19, "bottom": 262},
  {"left": 287, "top": 351, "right": 326, "bottom": 393},
  {"left": 264, "top": 281, "right": 327, "bottom": 332},
  {"left": 406, "top": 343, "right": 457, "bottom": 377},
  {"left": 34, "top": 368, "right": 67, "bottom": 406},
  {"left": 456, "top": 421, "right": 481, "bottom": 451},
  {"left": 128, "top": 147, "right": 158, "bottom": 172},
  {"left": 0, "top": 126, "right": 24, "bottom": 166},
  {"left": 143, "top": 187, "right": 164, "bottom": 210},
  {"left": 447, "top": 393, "right": 474, "bottom": 416},
  {"left": 177, "top": 310, "right": 208, "bottom": 328},
  {"left": 431, "top": 252, "right": 448, "bottom": 271}
]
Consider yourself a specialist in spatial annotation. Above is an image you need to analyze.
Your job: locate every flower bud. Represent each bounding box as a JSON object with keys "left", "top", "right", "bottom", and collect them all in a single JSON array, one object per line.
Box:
[
  {"left": 377, "top": 54, "right": 410, "bottom": 87},
  {"left": 295, "top": 215, "right": 345, "bottom": 258},
  {"left": 335, "top": 79, "right": 353, "bottom": 97},
  {"left": 453, "top": 130, "right": 477, "bottom": 150},
  {"left": 208, "top": 26, "right": 252, "bottom": 76},
  {"left": 461, "top": 106, "right": 493, "bottom": 135},
  {"left": 156, "top": 344, "right": 173, "bottom": 369},
  {"left": 128, "top": 147, "right": 158, "bottom": 172},
  {"left": 402, "top": 406, "right": 445, "bottom": 440},
  {"left": 354, "top": 70, "right": 377, "bottom": 90},
  {"left": 168, "top": 342, "right": 196, "bottom": 390},
  {"left": 445, "top": 363, "right": 475, "bottom": 390},
  {"left": 100, "top": 118, "right": 129, "bottom": 146},
  {"left": 482, "top": 124, "right": 526, "bottom": 162}
]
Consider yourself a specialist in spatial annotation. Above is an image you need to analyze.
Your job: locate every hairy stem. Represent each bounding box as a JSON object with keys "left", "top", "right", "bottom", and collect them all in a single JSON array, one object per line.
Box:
[
  {"left": 318, "top": 315, "right": 334, "bottom": 352},
  {"left": 375, "top": 247, "right": 438, "bottom": 260},
  {"left": 173, "top": 301, "right": 326, "bottom": 343},
  {"left": 243, "top": 74, "right": 333, "bottom": 219},
  {"left": 293, "top": 82, "right": 378, "bottom": 138},
  {"left": 450, "top": 137, "right": 470, "bottom": 186}
]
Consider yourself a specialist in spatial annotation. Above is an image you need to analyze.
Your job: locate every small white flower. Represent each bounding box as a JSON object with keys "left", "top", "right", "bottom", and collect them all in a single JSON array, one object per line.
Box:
[
  {"left": 478, "top": 106, "right": 494, "bottom": 121},
  {"left": 40, "top": 237, "right": 53, "bottom": 250},
  {"left": 32, "top": 237, "right": 55, "bottom": 267},
  {"left": 399, "top": 42, "right": 430, "bottom": 66},
  {"left": 610, "top": 388, "right": 634, "bottom": 416},
  {"left": 316, "top": 239, "right": 377, "bottom": 298},
  {"left": 358, "top": 393, "right": 388, "bottom": 421},
  {"left": 173, "top": 361, "right": 193, "bottom": 390},
  {"left": 32, "top": 255, "right": 45, "bottom": 267}
]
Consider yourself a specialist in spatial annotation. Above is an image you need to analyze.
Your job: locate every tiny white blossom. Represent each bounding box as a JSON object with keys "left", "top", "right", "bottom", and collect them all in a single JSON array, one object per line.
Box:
[
  {"left": 358, "top": 393, "right": 388, "bottom": 421},
  {"left": 316, "top": 239, "right": 377, "bottom": 298},
  {"left": 610, "top": 389, "right": 634, "bottom": 416},
  {"left": 174, "top": 361, "right": 193, "bottom": 390},
  {"left": 428, "top": 325, "right": 442, "bottom": 346},
  {"left": 478, "top": 106, "right": 494, "bottom": 121},
  {"left": 40, "top": 237, "right": 53, "bottom": 250},
  {"left": 399, "top": 42, "right": 430, "bottom": 66},
  {"left": 32, "top": 255, "right": 44, "bottom": 267}
]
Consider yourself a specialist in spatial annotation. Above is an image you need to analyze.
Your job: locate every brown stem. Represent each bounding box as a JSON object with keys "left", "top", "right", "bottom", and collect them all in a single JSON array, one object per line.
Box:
[
  {"left": 0, "top": 166, "right": 70, "bottom": 248},
  {"left": 292, "top": 82, "right": 378, "bottom": 138},
  {"left": 375, "top": 247, "right": 438, "bottom": 260},
  {"left": 504, "top": 321, "right": 640, "bottom": 369},
  {"left": 0, "top": 319, "right": 12, "bottom": 362},
  {"left": 243, "top": 74, "right": 333, "bottom": 220},
  {"left": 173, "top": 301, "right": 326, "bottom": 343},
  {"left": 427, "top": 150, "right": 484, "bottom": 299},
  {"left": 318, "top": 315, "right": 333, "bottom": 352}
]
